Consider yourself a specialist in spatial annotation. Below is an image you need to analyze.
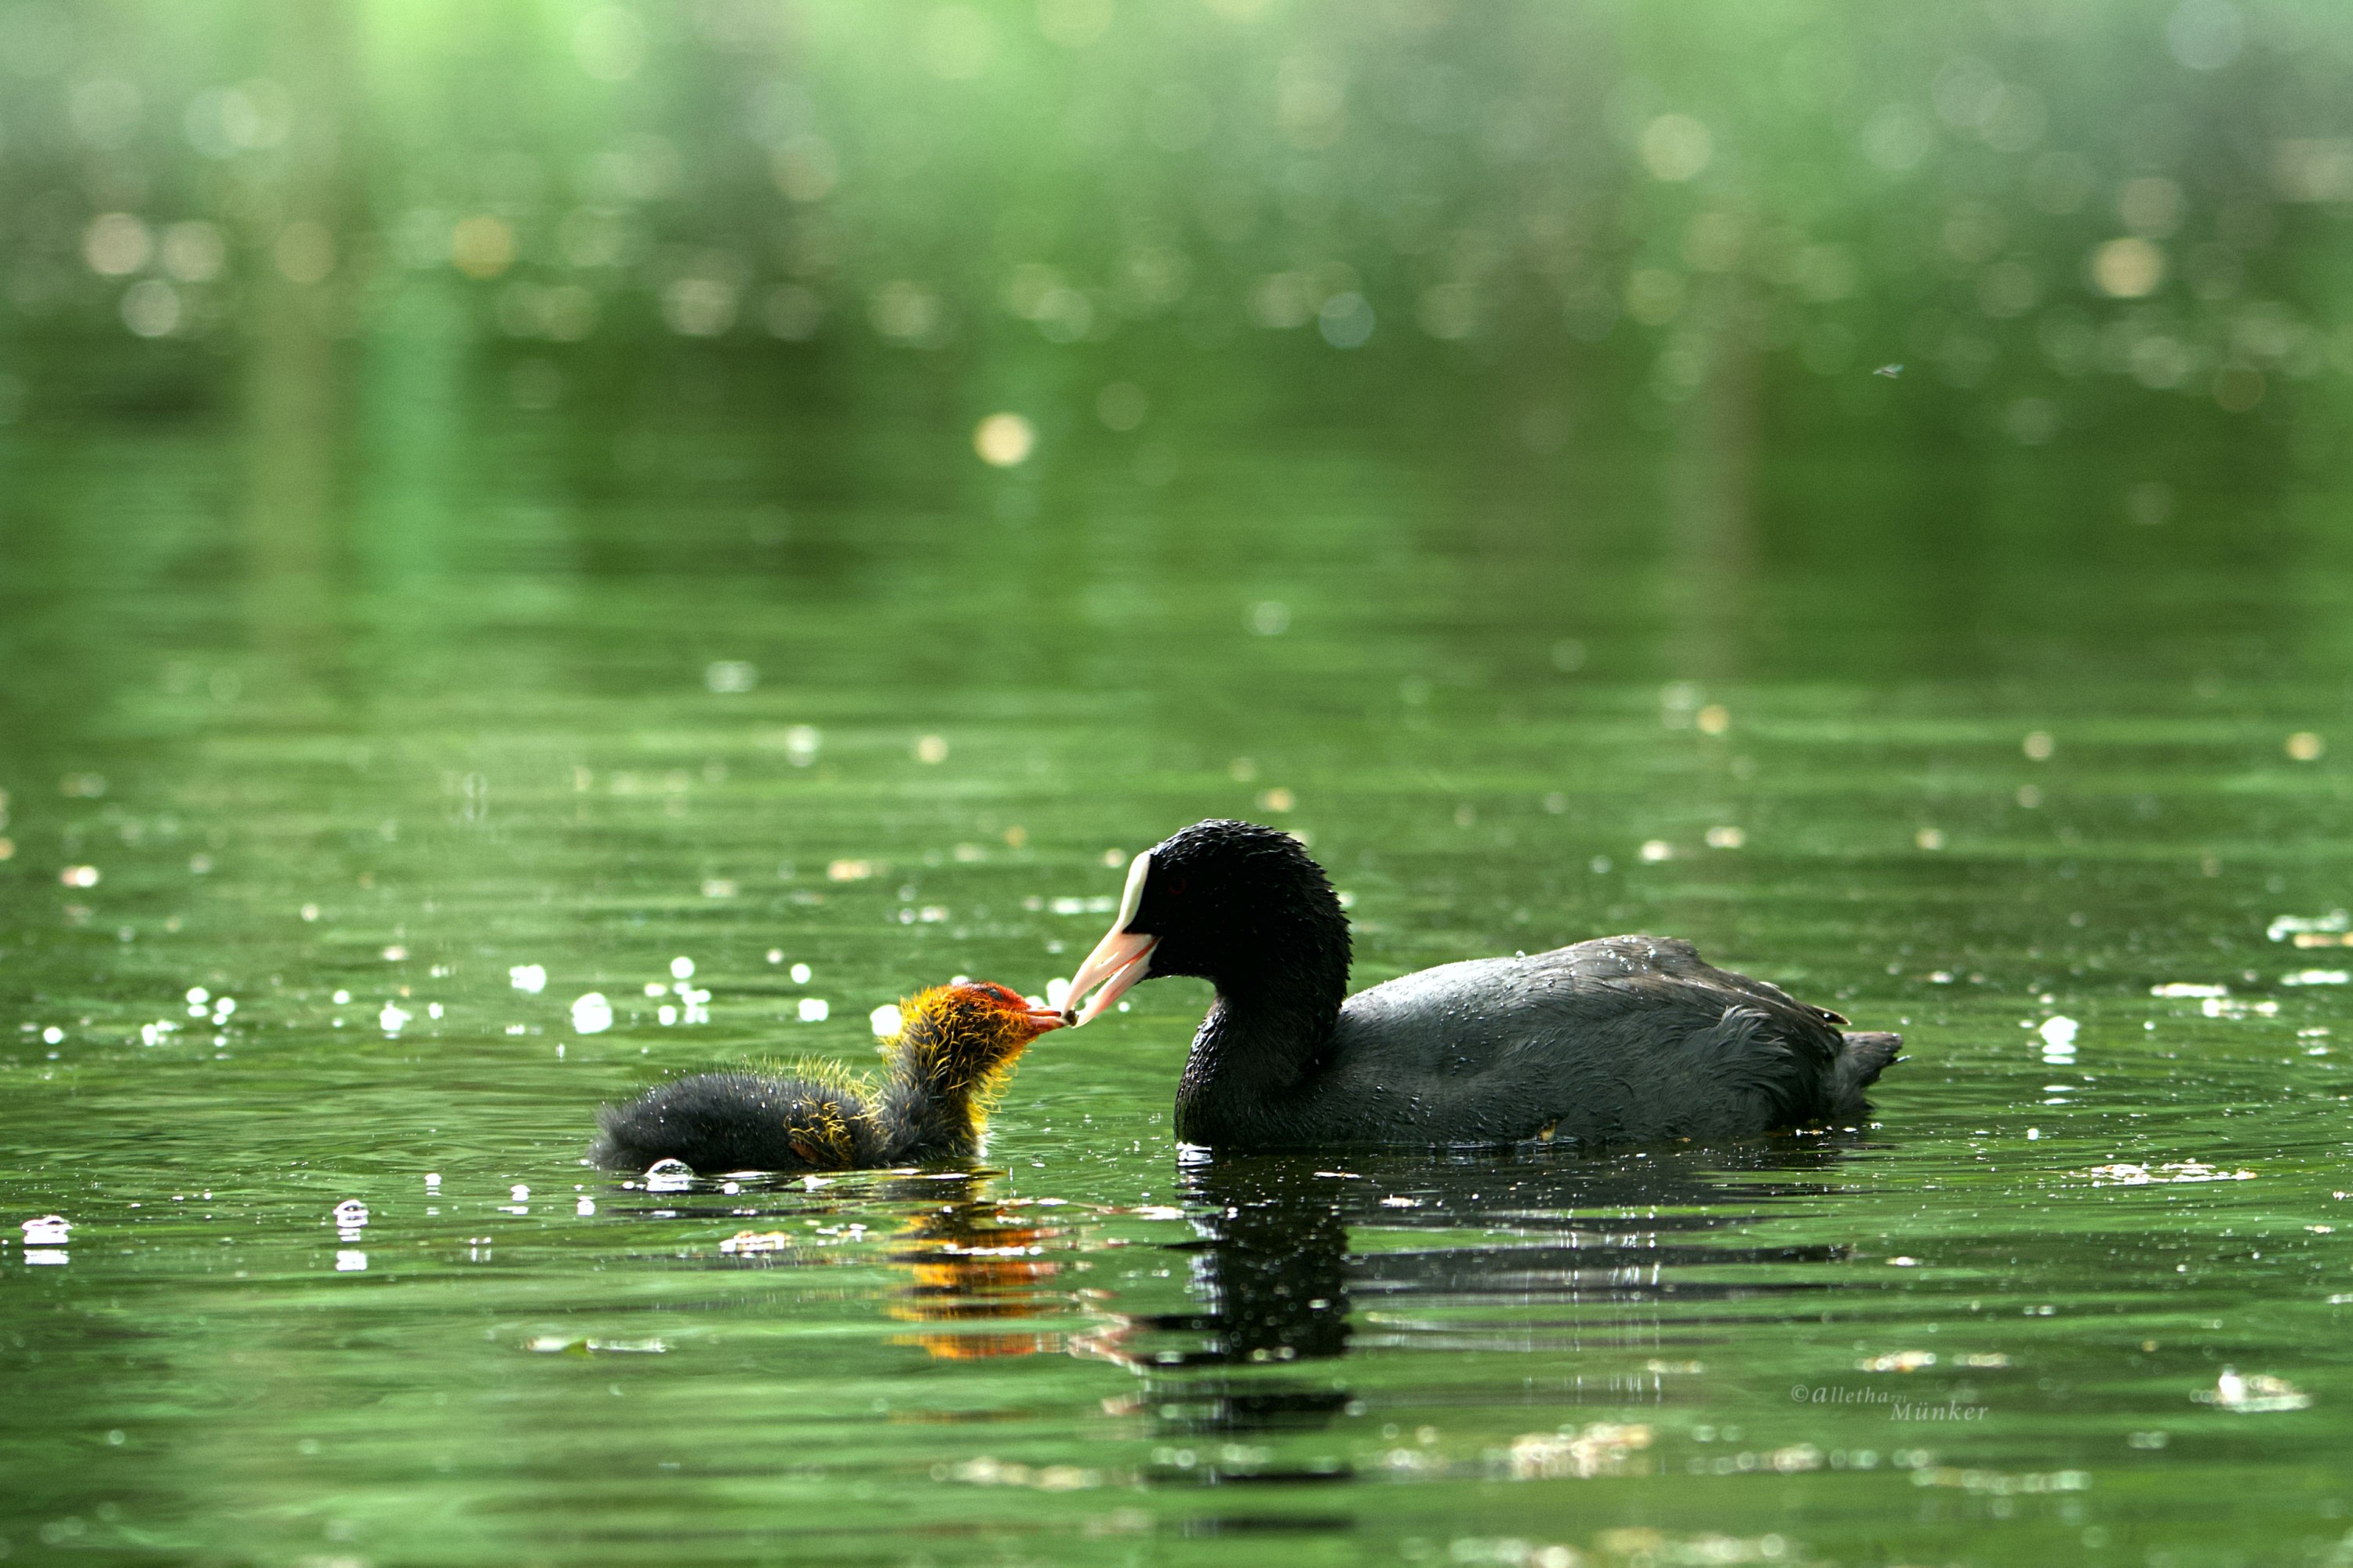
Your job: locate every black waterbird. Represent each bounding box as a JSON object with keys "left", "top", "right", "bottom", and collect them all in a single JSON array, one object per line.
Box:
[{"left": 1060, "top": 819, "right": 1901, "bottom": 1150}]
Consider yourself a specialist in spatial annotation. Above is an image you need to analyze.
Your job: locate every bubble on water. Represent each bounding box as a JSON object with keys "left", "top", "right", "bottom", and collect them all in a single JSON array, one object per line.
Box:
[
  {"left": 791, "top": 962, "right": 813, "bottom": 984},
  {"left": 571, "top": 993, "right": 613, "bottom": 1034},
  {"left": 509, "top": 964, "right": 547, "bottom": 994},
  {"left": 766, "top": 949, "right": 784, "bottom": 964},
  {"left": 1639, "top": 840, "right": 1672, "bottom": 863},
  {"left": 870, "top": 1003, "right": 903, "bottom": 1038},
  {"left": 333, "top": 1199, "right": 369, "bottom": 1229},
  {"left": 1046, "top": 977, "right": 1072, "bottom": 1010},
  {"left": 670, "top": 956, "right": 694, "bottom": 980},
  {"left": 424, "top": 1173, "right": 441, "bottom": 1191},
  {"left": 646, "top": 1159, "right": 693, "bottom": 1192},
  {"left": 187, "top": 987, "right": 209, "bottom": 1005},
  {"left": 576, "top": 1196, "right": 596, "bottom": 1217},
  {"left": 656, "top": 1004, "right": 678, "bottom": 1026},
  {"left": 2038, "top": 1017, "right": 2079, "bottom": 1049},
  {"left": 798, "top": 998, "right": 830, "bottom": 1023},
  {"left": 333, "top": 989, "right": 351, "bottom": 1006},
  {"left": 22, "top": 1215, "right": 71, "bottom": 1246},
  {"left": 379, "top": 1003, "right": 411, "bottom": 1034},
  {"left": 335, "top": 1250, "right": 366, "bottom": 1271}
]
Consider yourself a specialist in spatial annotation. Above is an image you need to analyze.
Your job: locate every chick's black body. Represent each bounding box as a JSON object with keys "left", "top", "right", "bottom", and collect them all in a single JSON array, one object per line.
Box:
[
  {"left": 1080, "top": 820, "right": 1901, "bottom": 1150},
  {"left": 589, "top": 983, "right": 1059, "bottom": 1173}
]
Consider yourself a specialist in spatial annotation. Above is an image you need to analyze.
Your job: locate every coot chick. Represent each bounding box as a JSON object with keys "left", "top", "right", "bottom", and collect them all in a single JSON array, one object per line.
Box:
[
  {"left": 589, "top": 982, "right": 1064, "bottom": 1173},
  {"left": 1061, "top": 820, "right": 1900, "bottom": 1150}
]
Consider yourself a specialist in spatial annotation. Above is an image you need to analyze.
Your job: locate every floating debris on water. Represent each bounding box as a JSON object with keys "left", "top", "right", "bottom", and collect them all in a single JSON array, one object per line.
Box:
[
  {"left": 527, "top": 1336, "right": 667, "bottom": 1355},
  {"left": 2268, "top": 911, "right": 2349, "bottom": 943},
  {"left": 1507, "top": 1422, "right": 1653, "bottom": 1479},
  {"left": 2197, "top": 1366, "right": 2312, "bottom": 1413},
  {"left": 951, "top": 1456, "right": 1101, "bottom": 1490},
  {"left": 2078, "top": 1160, "right": 2256, "bottom": 1185},
  {"left": 720, "top": 1230, "right": 794, "bottom": 1255},
  {"left": 2202, "top": 995, "right": 2278, "bottom": 1018},
  {"left": 1911, "top": 1467, "right": 2089, "bottom": 1493}
]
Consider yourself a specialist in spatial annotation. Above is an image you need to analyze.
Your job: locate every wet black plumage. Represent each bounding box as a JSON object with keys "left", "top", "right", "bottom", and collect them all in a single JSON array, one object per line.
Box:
[
  {"left": 1067, "top": 819, "right": 1902, "bottom": 1150},
  {"left": 588, "top": 982, "right": 1063, "bottom": 1173}
]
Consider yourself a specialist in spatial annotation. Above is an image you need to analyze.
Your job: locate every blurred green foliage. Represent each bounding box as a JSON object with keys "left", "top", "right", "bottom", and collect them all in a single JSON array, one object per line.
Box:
[{"left": 2, "top": 0, "right": 2348, "bottom": 446}]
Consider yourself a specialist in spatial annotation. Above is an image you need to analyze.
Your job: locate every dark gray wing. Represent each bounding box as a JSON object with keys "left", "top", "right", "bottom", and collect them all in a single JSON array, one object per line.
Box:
[{"left": 1304, "top": 937, "right": 1850, "bottom": 1144}]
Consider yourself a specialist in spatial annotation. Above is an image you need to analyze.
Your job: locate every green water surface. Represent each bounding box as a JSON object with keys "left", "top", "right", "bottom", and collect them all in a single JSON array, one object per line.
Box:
[{"left": 7, "top": 3, "right": 2353, "bottom": 1564}]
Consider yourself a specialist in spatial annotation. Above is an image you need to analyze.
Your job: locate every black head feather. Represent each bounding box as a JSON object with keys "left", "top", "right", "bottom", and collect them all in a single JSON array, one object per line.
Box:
[{"left": 1133, "top": 819, "right": 1351, "bottom": 1020}]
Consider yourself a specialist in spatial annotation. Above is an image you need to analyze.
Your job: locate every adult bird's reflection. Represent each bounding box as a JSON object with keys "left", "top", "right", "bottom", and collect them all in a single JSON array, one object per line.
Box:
[{"left": 1086, "top": 1140, "right": 1868, "bottom": 1435}]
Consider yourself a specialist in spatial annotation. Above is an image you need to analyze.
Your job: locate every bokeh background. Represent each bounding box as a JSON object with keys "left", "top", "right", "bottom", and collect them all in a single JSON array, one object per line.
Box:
[{"left": 9, "top": 3, "right": 2353, "bottom": 1566}]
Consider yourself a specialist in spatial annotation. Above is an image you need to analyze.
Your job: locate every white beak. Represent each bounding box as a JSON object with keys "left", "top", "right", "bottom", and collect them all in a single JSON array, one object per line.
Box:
[{"left": 1063, "top": 850, "right": 1156, "bottom": 1026}]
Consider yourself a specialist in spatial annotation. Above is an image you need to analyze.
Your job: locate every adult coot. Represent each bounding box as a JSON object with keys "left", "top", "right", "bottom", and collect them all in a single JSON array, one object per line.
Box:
[
  {"left": 1061, "top": 820, "right": 1900, "bottom": 1150},
  {"left": 590, "top": 981, "right": 1064, "bottom": 1173}
]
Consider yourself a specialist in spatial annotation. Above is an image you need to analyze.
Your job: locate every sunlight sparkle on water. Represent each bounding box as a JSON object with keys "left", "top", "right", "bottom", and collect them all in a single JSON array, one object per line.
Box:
[{"left": 973, "top": 413, "right": 1035, "bottom": 467}]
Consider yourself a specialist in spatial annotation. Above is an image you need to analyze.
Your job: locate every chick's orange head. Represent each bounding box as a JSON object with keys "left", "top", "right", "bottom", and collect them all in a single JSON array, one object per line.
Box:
[{"left": 906, "top": 981, "right": 1067, "bottom": 1057}]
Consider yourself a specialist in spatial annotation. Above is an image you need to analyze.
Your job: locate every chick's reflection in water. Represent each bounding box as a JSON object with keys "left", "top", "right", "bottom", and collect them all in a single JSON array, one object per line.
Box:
[{"left": 885, "top": 1175, "right": 1067, "bottom": 1361}]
